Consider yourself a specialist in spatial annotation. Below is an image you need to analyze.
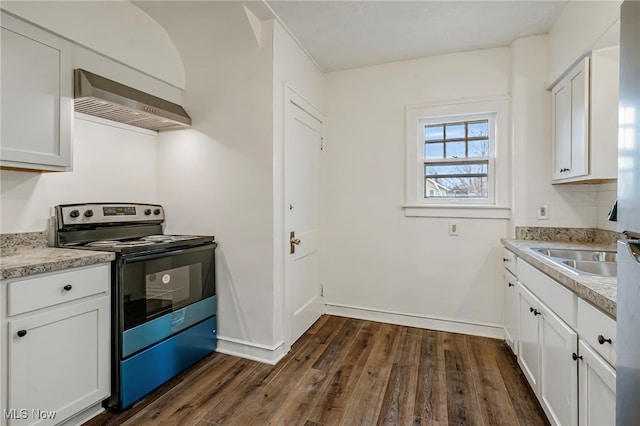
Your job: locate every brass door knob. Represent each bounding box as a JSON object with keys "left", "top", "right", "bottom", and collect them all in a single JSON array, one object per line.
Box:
[{"left": 290, "top": 231, "right": 301, "bottom": 254}]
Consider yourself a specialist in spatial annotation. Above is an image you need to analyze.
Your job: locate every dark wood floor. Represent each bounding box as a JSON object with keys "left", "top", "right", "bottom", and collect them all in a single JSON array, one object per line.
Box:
[{"left": 85, "top": 315, "right": 549, "bottom": 426}]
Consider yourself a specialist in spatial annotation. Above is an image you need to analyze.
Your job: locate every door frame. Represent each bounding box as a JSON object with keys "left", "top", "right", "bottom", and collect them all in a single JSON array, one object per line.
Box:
[{"left": 281, "top": 85, "right": 325, "bottom": 353}]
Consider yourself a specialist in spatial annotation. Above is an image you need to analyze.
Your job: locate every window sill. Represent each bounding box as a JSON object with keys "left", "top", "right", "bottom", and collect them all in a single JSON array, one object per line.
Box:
[{"left": 402, "top": 204, "right": 511, "bottom": 219}]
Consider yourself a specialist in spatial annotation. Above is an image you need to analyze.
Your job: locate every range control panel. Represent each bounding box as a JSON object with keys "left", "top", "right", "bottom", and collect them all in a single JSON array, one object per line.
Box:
[
  {"left": 57, "top": 203, "right": 164, "bottom": 226},
  {"left": 103, "top": 206, "right": 137, "bottom": 216}
]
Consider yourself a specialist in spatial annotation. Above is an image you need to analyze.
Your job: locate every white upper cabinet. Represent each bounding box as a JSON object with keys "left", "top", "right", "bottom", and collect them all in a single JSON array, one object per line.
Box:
[
  {"left": 552, "top": 57, "right": 590, "bottom": 182},
  {"left": 551, "top": 46, "right": 619, "bottom": 184},
  {"left": 588, "top": 46, "right": 619, "bottom": 182},
  {"left": 1, "top": 11, "right": 73, "bottom": 172}
]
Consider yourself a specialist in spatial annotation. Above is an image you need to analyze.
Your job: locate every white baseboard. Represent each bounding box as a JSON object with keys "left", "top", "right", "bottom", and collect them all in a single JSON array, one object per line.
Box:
[
  {"left": 325, "top": 303, "right": 504, "bottom": 340},
  {"left": 59, "top": 402, "right": 105, "bottom": 426},
  {"left": 216, "top": 335, "right": 286, "bottom": 365}
]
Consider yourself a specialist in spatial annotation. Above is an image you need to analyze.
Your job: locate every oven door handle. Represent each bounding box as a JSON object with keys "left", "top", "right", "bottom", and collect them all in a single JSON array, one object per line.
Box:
[{"left": 120, "top": 243, "right": 216, "bottom": 264}]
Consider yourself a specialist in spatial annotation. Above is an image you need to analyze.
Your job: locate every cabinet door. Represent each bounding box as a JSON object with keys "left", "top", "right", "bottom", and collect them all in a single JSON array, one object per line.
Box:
[
  {"left": 551, "top": 57, "right": 590, "bottom": 182},
  {"left": 578, "top": 340, "right": 616, "bottom": 426},
  {"left": 7, "top": 296, "right": 109, "bottom": 425},
  {"left": 567, "top": 58, "right": 589, "bottom": 179},
  {"left": 503, "top": 269, "right": 518, "bottom": 355},
  {"left": 539, "top": 303, "right": 578, "bottom": 426},
  {"left": 517, "top": 283, "right": 540, "bottom": 392},
  {"left": 552, "top": 79, "right": 571, "bottom": 180},
  {"left": 1, "top": 12, "right": 72, "bottom": 171}
]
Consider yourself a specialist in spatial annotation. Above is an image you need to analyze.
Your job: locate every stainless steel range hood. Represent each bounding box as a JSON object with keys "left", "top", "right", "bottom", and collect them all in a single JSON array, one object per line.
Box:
[{"left": 74, "top": 69, "right": 191, "bottom": 131}]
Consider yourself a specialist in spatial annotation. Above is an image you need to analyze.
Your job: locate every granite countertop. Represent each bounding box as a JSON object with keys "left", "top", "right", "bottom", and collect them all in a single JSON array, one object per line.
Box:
[
  {"left": 502, "top": 239, "right": 617, "bottom": 319},
  {"left": 1, "top": 232, "right": 115, "bottom": 280}
]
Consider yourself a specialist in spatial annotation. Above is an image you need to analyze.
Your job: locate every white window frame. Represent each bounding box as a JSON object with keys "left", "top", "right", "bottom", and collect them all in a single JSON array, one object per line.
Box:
[{"left": 404, "top": 97, "right": 510, "bottom": 219}]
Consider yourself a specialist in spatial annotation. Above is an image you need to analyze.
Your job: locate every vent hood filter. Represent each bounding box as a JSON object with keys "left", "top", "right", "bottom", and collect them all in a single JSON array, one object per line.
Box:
[{"left": 74, "top": 69, "right": 191, "bottom": 131}]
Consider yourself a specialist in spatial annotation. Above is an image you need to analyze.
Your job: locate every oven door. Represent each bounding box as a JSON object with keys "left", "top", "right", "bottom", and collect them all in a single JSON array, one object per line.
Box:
[{"left": 119, "top": 244, "right": 215, "bottom": 332}]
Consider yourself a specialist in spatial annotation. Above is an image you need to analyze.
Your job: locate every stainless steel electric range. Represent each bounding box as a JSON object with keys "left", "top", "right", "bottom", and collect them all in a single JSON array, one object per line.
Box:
[{"left": 50, "top": 202, "right": 217, "bottom": 410}]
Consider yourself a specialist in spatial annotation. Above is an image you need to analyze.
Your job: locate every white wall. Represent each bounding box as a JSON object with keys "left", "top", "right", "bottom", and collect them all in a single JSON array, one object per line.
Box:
[
  {"left": 0, "top": 117, "right": 158, "bottom": 233},
  {"left": 597, "top": 183, "right": 618, "bottom": 232},
  {"left": 322, "top": 48, "right": 511, "bottom": 336},
  {"left": 272, "top": 21, "right": 325, "bottom": 347},
  {"left": 510, "top": 35, "right": 601, "bottom": 232},
  {"left": 547, "top": 0, "right": 621, "bottom": 85},
  {"left": 540, "top": 1, "right": 622, "bottom": 232},
  {"left": 137, "top": 2, "right": 280, "bottom": 361}
]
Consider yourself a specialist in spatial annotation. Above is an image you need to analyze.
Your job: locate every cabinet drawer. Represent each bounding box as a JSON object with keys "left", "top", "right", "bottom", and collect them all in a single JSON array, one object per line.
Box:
[
  {"left": 503, "top": 248, "right": 517, "bottom": 276},
  {"left": 578, "top": 298, "right": 616, "bottom": 367},
  {"left": 517, "top": 258, "right": 577, "bottom": 328},
  {"left": 7, "top": 264, "right": 110, "bottom": 316}
]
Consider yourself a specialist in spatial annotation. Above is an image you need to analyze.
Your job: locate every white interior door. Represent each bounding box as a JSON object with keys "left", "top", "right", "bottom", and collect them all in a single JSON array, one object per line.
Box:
[{"left": 284, "top": 90, "right": 323, "bottom": 349}]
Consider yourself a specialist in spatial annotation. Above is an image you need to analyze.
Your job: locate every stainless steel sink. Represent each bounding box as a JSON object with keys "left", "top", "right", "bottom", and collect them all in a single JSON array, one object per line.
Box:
[
  {"left": 533, "top": 248, "right": 617, "bottom": 277},
  {"left": 536, "top": 248, "right": 617, "bottom": 262},
  {"left": 562, "top": 260, "right": 617, "bottom": 277}
]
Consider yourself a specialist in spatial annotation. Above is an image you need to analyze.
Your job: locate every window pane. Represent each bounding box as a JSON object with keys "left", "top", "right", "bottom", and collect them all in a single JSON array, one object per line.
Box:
[
  {"left": 468, "top": 139, "right": 489, "bottom": 157},
  {"left": 445, "top": 141, "right": 466, "bottom": 158},
  {"left": 425, "top": 142, "right": 444, "bottom": 159},
  {"left": 425, "top": 125, "right": 443, "bottom": 141},
  {"left": 445, "top": 122, "right": 465, "bottom": 139},
  {"left": 425, "top": 161, "right": 488, "bottom": 176},
  {"left": 425, "top": 176, "right": 489, "bottom": 198},
  {"left": 468, "top": 120, "right": 488, "bottom": 137}
]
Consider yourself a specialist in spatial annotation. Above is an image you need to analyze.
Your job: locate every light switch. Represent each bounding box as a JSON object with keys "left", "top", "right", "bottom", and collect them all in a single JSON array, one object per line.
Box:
[{"left": 537, "top": 204, "right": 549, "bottom": 220}]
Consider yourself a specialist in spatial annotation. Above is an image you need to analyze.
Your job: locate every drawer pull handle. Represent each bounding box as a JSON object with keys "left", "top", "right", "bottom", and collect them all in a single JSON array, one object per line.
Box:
[
  {"left": 597, "top": 335, "right": 612, "bottom": 345},
  {"left": 16, "top": 330, "right": 27, "bottom": 338},
  {"left": 572, "top": 352, "right": 583, "bottom": 361},
  {"left": 63, "top": 284, "right": 73, "bottom": 291}
]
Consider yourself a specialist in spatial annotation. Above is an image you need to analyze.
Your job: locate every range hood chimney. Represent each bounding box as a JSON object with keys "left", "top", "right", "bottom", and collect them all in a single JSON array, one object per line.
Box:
[{"left": 73, "top": 69, "right": 191, "bottom": 131}]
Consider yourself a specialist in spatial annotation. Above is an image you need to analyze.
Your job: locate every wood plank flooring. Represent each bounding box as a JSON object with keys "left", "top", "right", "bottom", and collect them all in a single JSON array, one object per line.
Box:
[{"left": 85, "top": 315, "right": 549, "bottom": 426}]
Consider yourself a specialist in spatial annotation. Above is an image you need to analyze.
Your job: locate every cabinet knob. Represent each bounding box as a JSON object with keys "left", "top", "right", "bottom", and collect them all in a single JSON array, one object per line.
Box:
[
  {"left": 63, "top": 284, "right": 73, "bottom": 291},
  {"left": 16, "top": 330, "right": 27, "bottom": 338},
  {"left": 572, "top": 352, "right": 583, "bottom": 361},
  {"left": 597, "top": 335, "right": 612, "bottom": 345},
  {"left": 530, "top": 307, "right": 541, "bottom": 316},
  {"left": 508, "top": 282, "right": 515, "bottom": 287},
  {"left": 503, "top": 258, "right": 509, "bottom": 262}
]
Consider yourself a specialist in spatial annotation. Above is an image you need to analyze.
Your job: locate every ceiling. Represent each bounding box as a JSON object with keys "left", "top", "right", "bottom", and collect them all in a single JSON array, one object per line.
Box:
[{"left": 251, "top": 0, "right": 568, "bottom": 73}]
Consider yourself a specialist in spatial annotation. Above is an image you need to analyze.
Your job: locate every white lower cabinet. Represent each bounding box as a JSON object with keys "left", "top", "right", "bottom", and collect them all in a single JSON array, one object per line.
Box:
[
  {"left": 513, "top": 257, "right": 616, "bottom": 426},
  {"left": 517, "top": 282, "right": 578, "bottom": 426},
  {"left": 578, "top": 340, "right": 616, "bottom": 426},
  {"left": 1, "top": 264, "right": 111, "bottom": 426},
  {"left": 502, "top": 268, "right": 518, "bottom": 355},
  {"left": 539, "top": 302, "right": 578, "bottom": 426},
  {"left": 517, "top": 283, "right": 540, "bottom": 390}
]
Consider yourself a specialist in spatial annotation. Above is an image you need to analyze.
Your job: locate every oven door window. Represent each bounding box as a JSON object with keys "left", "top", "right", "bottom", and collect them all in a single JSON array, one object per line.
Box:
[{"left": 121, "top": 246, "right": 215, "bottom": 330}]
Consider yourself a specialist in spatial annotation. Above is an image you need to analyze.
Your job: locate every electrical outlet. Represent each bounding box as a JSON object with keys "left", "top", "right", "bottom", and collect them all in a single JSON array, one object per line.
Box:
[
  {"left": 449, "top": 222, "right": 459, "bottom": 236},
  {"left": 537, "top": 204, "right": 549, "bottom": 220}
]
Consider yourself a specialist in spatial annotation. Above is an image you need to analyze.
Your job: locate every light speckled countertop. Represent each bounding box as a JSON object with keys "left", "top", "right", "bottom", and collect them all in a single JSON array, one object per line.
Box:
[
  {"left": 502, "top": 239, "right": 617, "bottom": 319},
  {"left": 1, "top": 232, "right": 115, "bottom": 280}
]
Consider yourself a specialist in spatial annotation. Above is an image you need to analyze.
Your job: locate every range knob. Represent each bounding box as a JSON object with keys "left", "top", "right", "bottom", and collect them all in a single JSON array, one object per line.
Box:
[
  {"left": 144, "top": 209, "right": 152, "bottom": 216},
  {"left": 153, "top": 208, "right": 161, "bottom": 215},
  {"left": 84, "top": 209, "right": 94, "bottom": 218},
  {"left": 69, "top": 210, "right": 80, "bottom": 218}
]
